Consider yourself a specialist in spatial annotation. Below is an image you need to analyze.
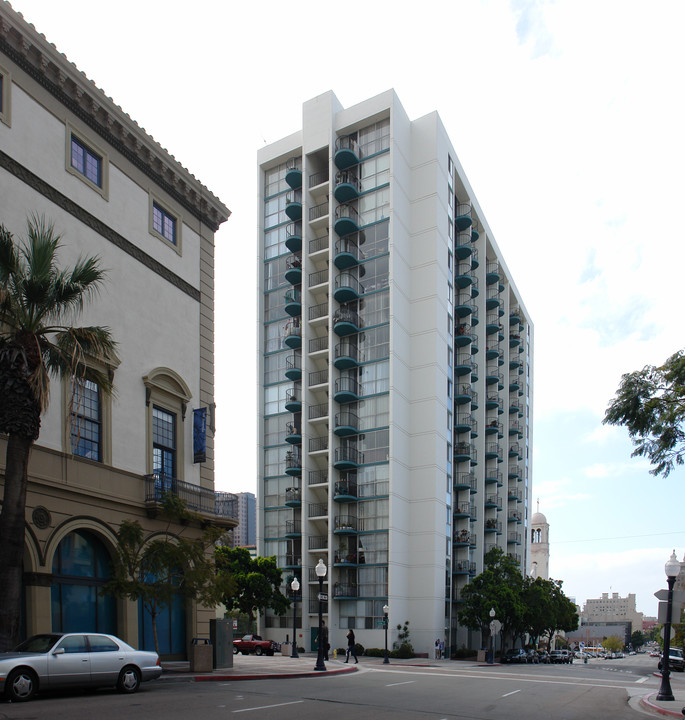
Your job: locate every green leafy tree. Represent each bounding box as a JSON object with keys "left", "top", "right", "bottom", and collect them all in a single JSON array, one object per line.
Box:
[
  {"left": 0, "top": 216, "right": 116, "bottom": 650},
  {"left": 542, "top": 579, "right": 578, "bottom": 650},
  {"left": 215, "top": 546, "right": 289, "bottom": 628},
  {"left": 604, "top": 350, "right": 685, "bottom": 476},
  {"left": 457, "top": 547, "right": 526, "bottom": 651},
  {"left": 103, "top": 494, "right": 234, "bottom": 656},
  {"left": 603, "top": 635, "right": 624, "bottom": 653},
  {"left": 522, "top": 577, "right": 557, "bottom": 648},
  {"left": 631, "top": 630, "right": 645, "bottom": 649}
]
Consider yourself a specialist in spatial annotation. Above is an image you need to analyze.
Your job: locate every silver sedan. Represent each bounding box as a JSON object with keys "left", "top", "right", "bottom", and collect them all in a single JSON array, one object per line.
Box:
[{"left": 0, "top": 633, "right": 162, "bottom": 702}]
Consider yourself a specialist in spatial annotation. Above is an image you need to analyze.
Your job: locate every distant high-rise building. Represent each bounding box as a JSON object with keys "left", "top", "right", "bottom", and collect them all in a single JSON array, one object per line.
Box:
[
  {"left": 234, "top": 492, "right": 256, "bottom": 547},
  {"left": 581, "top": 592, "right": 644, "bottom": 632},
  {"left": 257, "top": 90, "right": 533, "bottom": 656}
]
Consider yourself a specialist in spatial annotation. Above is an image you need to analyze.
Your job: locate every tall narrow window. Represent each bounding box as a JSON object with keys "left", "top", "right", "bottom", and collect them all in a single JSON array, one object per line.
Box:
[
  {"left": 71, "top": 135, "right": 102, "bottom": 187},
  {"left": 153, "top": 406, "right": 176, "bottom": 478},
  {"left": 152, "top": 202, "right": 177, "bottom": 245},
  {"left": 0, "top": 66, "right": 10, "bottom": 127},
  {"left": 71, "top": 379, "right": 102, "bottom": 461}
]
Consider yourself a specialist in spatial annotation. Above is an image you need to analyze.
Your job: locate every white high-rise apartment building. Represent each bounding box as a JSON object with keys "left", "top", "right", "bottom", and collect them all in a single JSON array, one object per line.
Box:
[{"left": 257, "top": 91, "right": 533, "bottom": 656}]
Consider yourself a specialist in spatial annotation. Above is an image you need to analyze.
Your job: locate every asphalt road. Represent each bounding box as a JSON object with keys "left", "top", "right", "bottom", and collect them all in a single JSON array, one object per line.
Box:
[{"left": 0, "top": 652, "right": 669, "bottom": 720}]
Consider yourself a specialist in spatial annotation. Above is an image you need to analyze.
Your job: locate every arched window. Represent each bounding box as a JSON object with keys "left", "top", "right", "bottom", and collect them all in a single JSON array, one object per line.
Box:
[{"left": 51, "top": 529, "right": 116, "bottom": 634}]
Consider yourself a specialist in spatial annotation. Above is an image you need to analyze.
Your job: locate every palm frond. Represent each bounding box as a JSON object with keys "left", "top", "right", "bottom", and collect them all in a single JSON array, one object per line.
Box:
[{"left": 47, "top": 326, "right": 117, "bottom": 394}]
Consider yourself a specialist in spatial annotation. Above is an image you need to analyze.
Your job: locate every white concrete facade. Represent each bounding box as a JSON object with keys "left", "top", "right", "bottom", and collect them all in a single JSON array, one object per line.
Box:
[{"left": 257, "top": 91, "right": 533, "bottom": 657}]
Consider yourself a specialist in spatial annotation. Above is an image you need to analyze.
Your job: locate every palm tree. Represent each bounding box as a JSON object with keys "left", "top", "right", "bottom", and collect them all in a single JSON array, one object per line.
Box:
[{"left": 0, "top": 215, "right": 116, "bottom": 650}]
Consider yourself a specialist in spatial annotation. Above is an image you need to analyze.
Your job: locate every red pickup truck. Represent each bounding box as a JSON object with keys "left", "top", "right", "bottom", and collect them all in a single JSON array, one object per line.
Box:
[{"left": 233, "top": 634, "right": 280, "bottom": 656}]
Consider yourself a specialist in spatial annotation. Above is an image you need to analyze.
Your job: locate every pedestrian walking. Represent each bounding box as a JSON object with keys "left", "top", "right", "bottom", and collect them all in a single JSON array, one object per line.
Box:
[
  {"left": 316, "top": 621, "right": 330, "bottom": 661},
  {"left": 345, "top": 629, "right": 358, "bottom": 663}
]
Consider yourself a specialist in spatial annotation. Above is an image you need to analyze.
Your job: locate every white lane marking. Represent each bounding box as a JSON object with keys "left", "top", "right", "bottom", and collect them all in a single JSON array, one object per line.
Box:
[
  {"left": 502, "top": 689, "right": 521, "bottom": 697},
  {"left": 386, "top": 680, "right": 415, "bottom": 687},
  {"left": 635, "top": 677, "right": 649, "bottom": 684},
  {"left": 232, "top": 700, "right": 305, "bottom": 713}
]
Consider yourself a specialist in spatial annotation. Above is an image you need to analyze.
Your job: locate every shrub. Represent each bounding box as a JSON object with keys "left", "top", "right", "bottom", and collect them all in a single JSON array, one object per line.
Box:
[
  {"left": 364, "top": 647, "right": 385, "bottom": 657},
  {"left": 453, "top": 647, "right": 477, "bottom": 658},
  {"left": 354, "top": 642, "right": 365, "bottom": 656}
]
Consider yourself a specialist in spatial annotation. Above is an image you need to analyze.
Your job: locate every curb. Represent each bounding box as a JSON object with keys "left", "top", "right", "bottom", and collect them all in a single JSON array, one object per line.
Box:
[
  {"left": 640, "top": 692, "right": 685, "bottom": 718},
  {"left": 160, "top": 666, "right": 358, "bottom": 683}
]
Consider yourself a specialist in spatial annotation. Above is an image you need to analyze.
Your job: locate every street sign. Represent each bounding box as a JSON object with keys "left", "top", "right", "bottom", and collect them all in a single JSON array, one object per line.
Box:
[
  {"left": 318, "top": 593, "right": 328, "bottom": 601},
  {"left": 654, "top": 589, "right": 685, "bottom": 603},
  {"left": 232, "top": 619, "right": 238, "bottom": 630},
  {"left": 661, "top": 625, "right": 676, "bottom": 640},
  {"left": 490, "top": 620, "right": 502, "bottom": 634}
]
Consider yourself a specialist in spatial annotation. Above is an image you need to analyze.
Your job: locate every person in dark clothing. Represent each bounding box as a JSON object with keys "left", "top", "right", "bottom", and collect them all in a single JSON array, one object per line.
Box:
[
  {"left": 316, "top": 621, "right": 329, "bottom": 661},
  {"left": 345, "top": 629, "right": 358, "bottom": 663}
]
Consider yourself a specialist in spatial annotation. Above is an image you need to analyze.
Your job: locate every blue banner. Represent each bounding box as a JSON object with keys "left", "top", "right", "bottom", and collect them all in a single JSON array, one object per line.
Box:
[{"left": 193, "top": 407, "right": 207, "bottom": 463}]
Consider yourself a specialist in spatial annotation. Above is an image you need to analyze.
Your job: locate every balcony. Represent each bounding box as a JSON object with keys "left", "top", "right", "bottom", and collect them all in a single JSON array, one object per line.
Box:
[
  {"left": 334, "top": 474, "right": 358, "bottom": 502},
  {"left": 285, "top": 519, "right": 302, "bottom": 538},
  {"left": 334, "top": 204, "right": 360, "bottom": 237},
  {"left": 308, "top": 200, "right": 329, "bottom": 226},
  {"left": 285, "top": 451, "right": 302, "bottom": 476},
  {"left": 455, "top": 230, "right": 473, "bottom": 260},
  {"left": 455, "top": 297, "right": 476, "bottom": 319},
  {"left": 283, "top": 320, "right": 301, "bottom": 349},
  {"left": 471, "top": 277, "right": 480, "bottom": 299},
  {"left": 510, "top": 333, "right": 521, "bottom": 348},
  {"left": 508, "top": 487, "right": 523, "bottom": 502},
  {"left": 509, "top": 400, "right": 522, "bottom": 416},
  {"left": 285, "top": 190, "right": 302, "bottom": 221},
  {"left": 334, "top": 553, "right": 359, "bottom": 568},
  {"left": 309, "top": 169, "right": 329, "bottom": 190},
  {"left": 308, "top": 368, "right": 328, "bottom": 389},
  {"left": 509, "top": 375, "right": 520, "bottom": 394},
  {"left": 453, "top": 560, "right": 471, "bottom": 575},
  {"left": 485, "top": 519, "right": 502, "bottom": 533},
  {"left": 455, "top": 323, "right": 473, "bottom": 348},
  {"left": 334, "top": 446, "right": 363, "bottom": 470},
  {"left": 284, "top": 353, "right": 302, "bottom": 382},
  {"left": 486, "top": 344, "right": 502, "bottom": 362},
  {"left": 309, "top": 233, "right": 329, "bottom": 255},
  {"left": 486, "top": 394, "right": 502, "bottom": 412},
  {"left": 453, "top": 529, "right": 472, "bottom": 547},
  {"left": 285, "top": 158, "right": 302, "bottom": 189},
  {"left": 508, "top": 465, "right": 521, "bottom": 480},
  {"left": 485, "top": 495, "right": 502, "bottom": 511},
  {"left": 334, "top": 409, "right": 360, "bottom": 436},
  {"left": 453, "top": 472, "right": 476, "bottom": 492},
  {"left": 486, "top": 369, "right": 503, "bottom": 388},
  {"left": 333, "top": 307, "right": 361, "bottom": 336},
  {"left": 334, "top": 272, "right": 363, "bottom": 303},
  {"left": 454, "top": 353, "right": 475, "bottom": 377},
  {"left": 471, "top": 247, "right": 480, "bottom": 271},
  {"left": 333, "top": 582, "right": 358, "bottom": 599},
  {"left": 455, "top": 202, "right": 472, "bottom": 231},
  {"left": 453, "top": 442, "right": 472, "bottom": 463},
  {"left": 285, "top": 421, "right": 302, "bottom": 445},
  {"left": 285, "top": 222, "right": 302, "bottom": 253},
  {"left": 471, "top": 220, "right": 480, "bottom": 241},
  {"left": 334, "top": 233, "right": 363, "bottom": 270},
  {"left": 309, "top": 402, "right": 328, "bottom": 422},
  {"left": 308, "top": 436, "right": 328, "bottom": 454},
  {"left": 455, "top": 262, "right": 473, "bottom": 290},
  {"left": 510, "top": 307, "right": 522, "bottom": 327},
  {"left": 508, "top": 532, "right": 522, "bottom": 545},
  {"left": 454, "top": 502, "right": 471, "bottom": 518},
  {"left": 308, "top": 502, "right": 327, "bottom": 519},
  {"left": 485, "top": 420, "right": 502, "bottom": 436},
  {"left": 284, "top": 553, "right": 302, "bottom": 569},
  {"left": 144, "top": 475, "right": 238, "bottom": 523},
  {"left": 284, "top": 288, "right": 301, "bottom": 317},
  {"left": 508, "top": 510, "right": 522, "bottom": 524},
  {"left": 285, "top": 486, "right": 301, "bottom": 507},
  {"left": 509, "top": 356, "right": 522, "bottom": 371},
  {"left": 334, "top": 340, "right": 359, "bottom": 370},
  {"left": 485, "top": 443, "right": 503, "bottom": 462},
  {"left": 284, "top": 256, "right": 302, "bottom": 286},
  {"left": 334, "top": 169, "right": 361, "bottom": 203},
  {"left": 509, "top": 442, "right": 522, "bottom": 459},
  {"left": 486, "top": 285, "right": 502, "bottom": 311},
  {"left": 308, "top": 469, "right": 328, "bottom": 486},
  {"left": 486, "top": 261, "right": 501, "bottom": 286},
  {"left": 284, "top": 388, "right": 301, "bottom": 413},
  {"left": 309, "top": 335, "right": 328, "bottom": 355},
  {"left": 334, "top": 515, "right": 358, "bottom": 535},
  {"left": 334, "top": 135, "right": 361, "bottom": 170},
  {"left": 509, "top": 421, "right": 523, "bottom": 438},
  {"left": 334, "top": 376, "right": 360, "bottom": 404},
  {"left": 485, "top": 469, "right": 503, "bottom": 486}
]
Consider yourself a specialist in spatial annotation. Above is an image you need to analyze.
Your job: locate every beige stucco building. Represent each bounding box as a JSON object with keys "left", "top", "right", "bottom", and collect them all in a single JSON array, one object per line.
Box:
[
  {"left": 0, "top": 1, "right": 235, "bottom": 658},
  {"left": 581, "top": 592, "right": 644, "bottom": 632}
]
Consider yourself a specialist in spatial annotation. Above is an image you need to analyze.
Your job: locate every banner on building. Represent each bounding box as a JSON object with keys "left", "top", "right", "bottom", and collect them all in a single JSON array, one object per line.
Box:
[{"left": 193, "top": 407, "right": 207, "bottom": 463}]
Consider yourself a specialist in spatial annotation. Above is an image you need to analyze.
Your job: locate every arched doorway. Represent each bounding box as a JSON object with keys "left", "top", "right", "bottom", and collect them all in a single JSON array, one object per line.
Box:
[{"left": 51, "top": 529, "right": 116, "bottom": 634}]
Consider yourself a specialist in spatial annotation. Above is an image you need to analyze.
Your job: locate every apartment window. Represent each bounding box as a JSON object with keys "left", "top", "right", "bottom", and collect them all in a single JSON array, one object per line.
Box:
[
  {"left": 71, "top": 379, "right": 102, "bottom": 461},
  {"left": 153, "top": 203, "right": 177, "bottom": 245},
  {"left": 153, "top": 406, "right": 176, "bottom": 478},
  {"left": 71, "top": 135, "right": 102, "bottom": 187},
  {"left": 0, "top": 66, "right": 10, "bottom": 127}
]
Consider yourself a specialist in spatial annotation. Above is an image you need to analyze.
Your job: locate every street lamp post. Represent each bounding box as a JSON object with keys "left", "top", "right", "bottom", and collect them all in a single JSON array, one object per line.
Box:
[
  {"left": 383, "top": 604, "right": 389, "bottom": 664},
  {"left": 488, "top": 608, "right": 496, "bottom": 664},
  {"left": 290, "top": 577, "right": 300, "bottom": 659},
  {"left": 314, "top": 559, "right": 327, "bottom": 672},
  {"left": 657, "top": 551, "right": 681, "bottom": 701}
]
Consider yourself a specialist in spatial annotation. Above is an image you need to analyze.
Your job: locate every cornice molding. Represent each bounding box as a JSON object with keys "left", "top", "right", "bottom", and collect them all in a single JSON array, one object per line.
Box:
[{"left": 0, "top": 2, "right": 230, "bottom": 232}]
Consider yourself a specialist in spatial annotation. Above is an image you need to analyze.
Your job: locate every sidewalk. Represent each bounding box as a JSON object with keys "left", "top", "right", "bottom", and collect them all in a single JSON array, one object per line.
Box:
[{"left": 640, "top": 689, "right": 685, "bottom": 718}]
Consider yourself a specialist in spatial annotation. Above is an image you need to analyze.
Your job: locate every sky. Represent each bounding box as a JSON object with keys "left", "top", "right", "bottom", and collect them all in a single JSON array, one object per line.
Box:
[{"left": 7, "top": 0, "right": 685, "bottom": 618}]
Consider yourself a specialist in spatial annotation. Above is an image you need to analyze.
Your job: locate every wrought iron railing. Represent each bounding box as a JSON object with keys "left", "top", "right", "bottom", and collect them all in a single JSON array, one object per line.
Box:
[{"left": 144, "top": 474, "right": 237, "bottom": 520}]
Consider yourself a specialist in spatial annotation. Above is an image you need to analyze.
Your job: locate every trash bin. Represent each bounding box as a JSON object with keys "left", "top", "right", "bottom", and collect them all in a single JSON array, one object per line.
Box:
[
  {"left": 190, "top": 638, "right": 213, "bottom": 672},
  {"left": 210, "top": 619, "right": 233, "bottom": 669},
  {"left": 477, "top": 649, "right": 486, "bottom": 663},
  {"left": 281, "top": 642, "right": 290, "bottom": 656}
]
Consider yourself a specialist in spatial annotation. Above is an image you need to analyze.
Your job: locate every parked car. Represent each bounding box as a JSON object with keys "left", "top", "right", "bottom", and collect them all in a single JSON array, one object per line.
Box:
[
  {"left": 232, "top": 634, "right": 280, "bottom": 656},
  {"left": 501, "top": 648, "right": 528, "bottom": 664},
  {"left": 658, "top": 648, "right": 685, "bottom": 673},
  {"left": 549, "top": 649, "right": 573, "bottom": 664},
  {"left": 525, "top": 649, "right": 539, "bottom": 664},
  {"left": 536, "top": 650, "right": 551, "bottom": 664},
  {"left": 0, "top": 633, "right": 161, "bottom": 702}
]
